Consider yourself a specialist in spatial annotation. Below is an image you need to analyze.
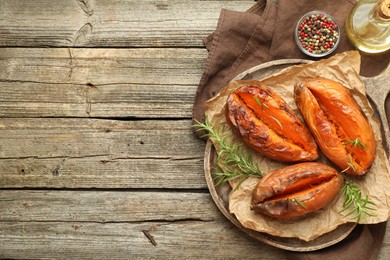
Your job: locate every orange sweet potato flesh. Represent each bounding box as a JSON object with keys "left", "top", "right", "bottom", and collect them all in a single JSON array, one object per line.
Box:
[
  {"left": 225, "top": 83, "right": 318, "bottom": 162},
  {"left": 294, "top": 78, "right": 376, "bottom": 175},
  {"left": 251, "top": 162, "right": 343, "bottom": 219}
]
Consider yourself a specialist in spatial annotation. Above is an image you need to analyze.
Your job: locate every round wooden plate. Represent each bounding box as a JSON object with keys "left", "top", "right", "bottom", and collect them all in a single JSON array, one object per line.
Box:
[
  {"left": 205, "top": 140, "right": 356, "bottom": 252},
  {"left": 203, "top": 59, "right": 390, "bottom": 251}
]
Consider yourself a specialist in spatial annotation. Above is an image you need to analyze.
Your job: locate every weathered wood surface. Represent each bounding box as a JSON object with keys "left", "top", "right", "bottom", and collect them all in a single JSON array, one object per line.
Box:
[
  {"left": 0, "top": 118, "right": 205, "bottom": 189},
  {"left": 0, "top": 190, "right": 389, "bottom": 259},
  {"left": 1, "top": 0, "right": 389, "bottom": 259},
  {"left": 0, "top": 119, "right": 200, "bottom": 158},
  {"left": 0, "top": 156, "right": 204, "bottom": 189},
  {"left": 0, "top": 48, "right": 204, "bottom": 85},
  {"left": 0, "top": 221, "right": 287, "bottom": 259},
  {"left": 0, "top": 190, "right": 287, "bottom": 259},
  {"left": 0, "top": 190, "right": 219, "bottom": 222},
  {"left": 0, "top": 0, "right": 253, "bottom": 47},
  {"left": 0, "top": 48, "right": 203, "bottom": 118}
]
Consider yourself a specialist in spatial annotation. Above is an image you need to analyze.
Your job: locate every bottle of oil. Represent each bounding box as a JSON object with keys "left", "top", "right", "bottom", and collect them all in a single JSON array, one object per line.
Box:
[{"left": 346, "top": 0, "right": 390, "bottom": 53}]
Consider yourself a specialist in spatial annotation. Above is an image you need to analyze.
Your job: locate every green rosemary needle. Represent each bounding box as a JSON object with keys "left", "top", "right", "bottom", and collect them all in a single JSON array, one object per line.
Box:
[
  {"left": 339, "top": 180, "right": 376, "bottom": 222},
  {"left": 293, "top": 198, "right": 307, "bottom": 209},
  {"left": 341, "top": 162, "right": 356, "bottom": 173},
  {"left": 344, "top": 138, "right": 368, "bottom": 150},
  {"left": 253, "top": 96, "right": 269, "bottom": 109},
  {"left": 193, "top": 118, "right": 263, "bottom": 188},
  {"left": 212, "top": 167, "right": 262, "bottom": 190}
]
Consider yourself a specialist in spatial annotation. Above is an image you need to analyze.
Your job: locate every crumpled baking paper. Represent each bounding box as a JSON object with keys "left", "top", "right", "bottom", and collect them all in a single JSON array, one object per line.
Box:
[{"left": 204, "top": 51, "right": 390, "bottom": 241}]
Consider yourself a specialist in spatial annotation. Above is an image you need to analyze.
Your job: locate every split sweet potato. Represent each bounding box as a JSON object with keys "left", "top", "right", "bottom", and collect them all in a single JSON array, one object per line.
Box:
[
  {"left": 225, "top": 81, "right": 318, "bottom": 162},
  {"left": 294, "top": 78, "right": 376, "bottom": 175},
  {"left": 251, "top": 162, "right": 343, "bottom": 219}
]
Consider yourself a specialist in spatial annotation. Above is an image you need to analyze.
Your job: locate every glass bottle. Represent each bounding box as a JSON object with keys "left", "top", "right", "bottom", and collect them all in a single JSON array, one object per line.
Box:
[{"left": 345, "top": 0, "right": 390, "bottom": 53}]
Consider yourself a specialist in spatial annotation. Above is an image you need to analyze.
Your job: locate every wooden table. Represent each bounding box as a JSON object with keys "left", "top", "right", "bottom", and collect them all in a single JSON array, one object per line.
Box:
[{"left": 0, "top": 1, "right": 388, "bottom": 258}]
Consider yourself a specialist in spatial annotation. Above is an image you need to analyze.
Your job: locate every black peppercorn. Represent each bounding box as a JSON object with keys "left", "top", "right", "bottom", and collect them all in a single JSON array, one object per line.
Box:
[{"left": 296, "top": 11, "right": 340, "bottom": 56}]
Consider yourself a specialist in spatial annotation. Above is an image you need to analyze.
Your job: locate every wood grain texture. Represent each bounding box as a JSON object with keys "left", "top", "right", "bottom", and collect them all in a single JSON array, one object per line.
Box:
[
  {"left": 0, "top": 190, "right": 219, "bottom": 222},
  {"left": 0, "top": 221, "right": 287, "bottom": 259},
  {"left": 0, "top": 0, "right": 253, "bottom": 47},
  {"left": 0, "top": 118, "right": 201, "bottom": 158},
  {"left": 0, "top": 118, "right": 206, "bottom": 188},
  {"left": 0, "top": 48, "right": 205, "bottom": 85},
  {"left": 0, "top": 222, "right": 380, "bottom": 259},
  {"left": 0, "top": 190, "right": 389, "bottom": 259},
  {"left": 1, "top": 0, "right": 389, "bottom": 258},
  {"left": 362, "top": 65, "right": 390, "bottom": 157},
  {"left": 0, "top": 48, "right": 204, "bottom": 118},
  {"left": 0, "top": 157, "right": 205, "bottom": 189},
  {"left": 0, "top": 189, "right": 287, "bottom": 259}
]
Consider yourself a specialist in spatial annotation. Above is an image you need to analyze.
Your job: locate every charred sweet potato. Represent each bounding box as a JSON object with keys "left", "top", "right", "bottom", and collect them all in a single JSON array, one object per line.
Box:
[
  {"left": 251, "top": 162, "right": 343, "bottom": 219},
  {"left": 225, "top": 81, "right": 318, "bottom": 162},
  {"left": 294, "top": 78, "right": 376, "bottom": 175}
]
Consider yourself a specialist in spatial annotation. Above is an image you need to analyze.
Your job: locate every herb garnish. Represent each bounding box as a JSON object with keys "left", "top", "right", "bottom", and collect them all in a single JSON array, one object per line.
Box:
[
  {"left": 253, "top": 96, "right": 269, "bottom": 109},
  {"left": 341, "top": 162, "right": 356, "bottom": 173},
  {"left": 193, "top": 117, "right": 263, "bottom": 189},
  {"left": 344, "top": 138, "right": 368, "bottom": 150},
  {"left": 294, "top": 198, "right": 308, "bottom": 209},
  {"left": 339, "top": 180, "right": 376, "bottom": 222}
]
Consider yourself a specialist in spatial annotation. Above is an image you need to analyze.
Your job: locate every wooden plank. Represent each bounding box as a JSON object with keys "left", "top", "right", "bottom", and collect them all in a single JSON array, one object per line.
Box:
[
  {"left": 0, "top": 48, "right": 204, "bottom": 118},
  {"left": 0, "top": 190, "right": 389, "bottom": 259},
  {"left": 0, "top": 118, "right": 201, "bottom": 158},
  {"left": 0, "top": 118, "right": 206, "bottom": 188},
  {"left": 0, "top": 82, "right": 197, "bottom": 118},
  {"left": 0, "top": 221, "right": 287, "bottom": 259},
  {"left": 0, "top": 157, "right": 205, "bottom": 189},
  {"left": 0, "top": 190, "right": 219, "bottom": 222},
  {"left": 0, "top": 0, "right": 253, "bottom": 47},
  {"left": 0, "top": 189, "right": 286, "bottom": 258},
  {"left": 0, "top": 48, "right": 205, "bottom": 85}
]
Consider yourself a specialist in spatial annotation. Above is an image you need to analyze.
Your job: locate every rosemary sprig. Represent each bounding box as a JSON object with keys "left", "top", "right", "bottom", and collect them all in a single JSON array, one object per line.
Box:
[
  {"left": 212, "top": 168, "right": 263, "bottom": 190},
  {"left": 193, "top": 118, "right": 263, "bottom": 188},
  {"left": 254, "top": 96, "right": 282, "bottom": 129},
  {"left": 253, "top": 96, "right": 269, "bottom": 109},
  {"left": 293, "top": 198, "right": 308, "bottom": 209},
  {"left": 341, "top": 161, "right": 356, "bottom": 173},
  {"left": 339, "top": 180, "right": 376, "bottom": 222},
  {"left": 344, "top": 138, "right": 368, "bottom": 150}
]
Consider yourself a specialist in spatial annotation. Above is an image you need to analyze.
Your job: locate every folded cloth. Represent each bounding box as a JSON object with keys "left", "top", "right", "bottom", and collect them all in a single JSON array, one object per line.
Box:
[
  {"left": 192, "top": 0, "right": 390, "bottom": 135},
  {"left": 287, "top": 224, "right": 386, "bottom": 260},
  {"left": 192, "top": 0, "right": 389, "bottom": 259},
  {"left": 193, "top": 1, "right": 277, "bottom": 132}
]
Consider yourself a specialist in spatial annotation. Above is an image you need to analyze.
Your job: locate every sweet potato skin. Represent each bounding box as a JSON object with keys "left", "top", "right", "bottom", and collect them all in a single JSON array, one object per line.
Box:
[
  {"left": 294, "top": 78, "right": 376, "bottom": 175},
  {"left": 225, "top": 81, "right": 318, "bottom": 162},
  {"left": 251, "top": 162, "right": 343, "bottom": 219}
]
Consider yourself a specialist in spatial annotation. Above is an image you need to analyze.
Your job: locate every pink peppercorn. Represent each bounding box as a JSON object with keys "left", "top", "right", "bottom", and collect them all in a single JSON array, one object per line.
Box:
[{"left": 296, "top": 12, "right": 339, "bottom": 55}]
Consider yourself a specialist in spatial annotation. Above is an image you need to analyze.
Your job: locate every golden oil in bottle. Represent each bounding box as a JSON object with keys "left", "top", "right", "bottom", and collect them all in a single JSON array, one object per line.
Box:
[{"left": 346, "top": 0, "right": 390, "bottom": 53}]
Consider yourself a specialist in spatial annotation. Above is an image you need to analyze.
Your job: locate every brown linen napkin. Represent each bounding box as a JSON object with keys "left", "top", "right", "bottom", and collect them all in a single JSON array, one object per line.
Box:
[
  {"left": 193, "top": 1, "right": 277, "bottom": 131},
  {"left": 192, "top": 0, "right": 389, "bottom": 259},
  {"left": 192, "top": 0, "right": 390, "bottom": 134},
  {"left": 287, "top": 224, "right": 386, "bottom": 260}
]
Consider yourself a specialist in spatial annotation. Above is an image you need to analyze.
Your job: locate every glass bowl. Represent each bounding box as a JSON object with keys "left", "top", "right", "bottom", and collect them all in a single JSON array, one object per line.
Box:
[{"left": 295, "top": 11, "right": 341, "bottom": 58}]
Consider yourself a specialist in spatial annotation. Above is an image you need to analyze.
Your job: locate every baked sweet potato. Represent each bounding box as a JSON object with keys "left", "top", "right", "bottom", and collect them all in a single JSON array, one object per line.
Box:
[
  {"left": 251, "top": 162, "right": 343, "bottom": 219},
  {"left": 294, "top": 78, "right": 376, "bottom": 175},
  {"left": 225, "top": 81, "right": 318, "bottom": 162}
]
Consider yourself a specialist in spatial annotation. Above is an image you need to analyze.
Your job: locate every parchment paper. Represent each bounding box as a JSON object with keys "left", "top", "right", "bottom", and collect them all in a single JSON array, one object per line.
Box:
[{"left": 204, "top": 51, "right": 390, "bottom": 242}]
